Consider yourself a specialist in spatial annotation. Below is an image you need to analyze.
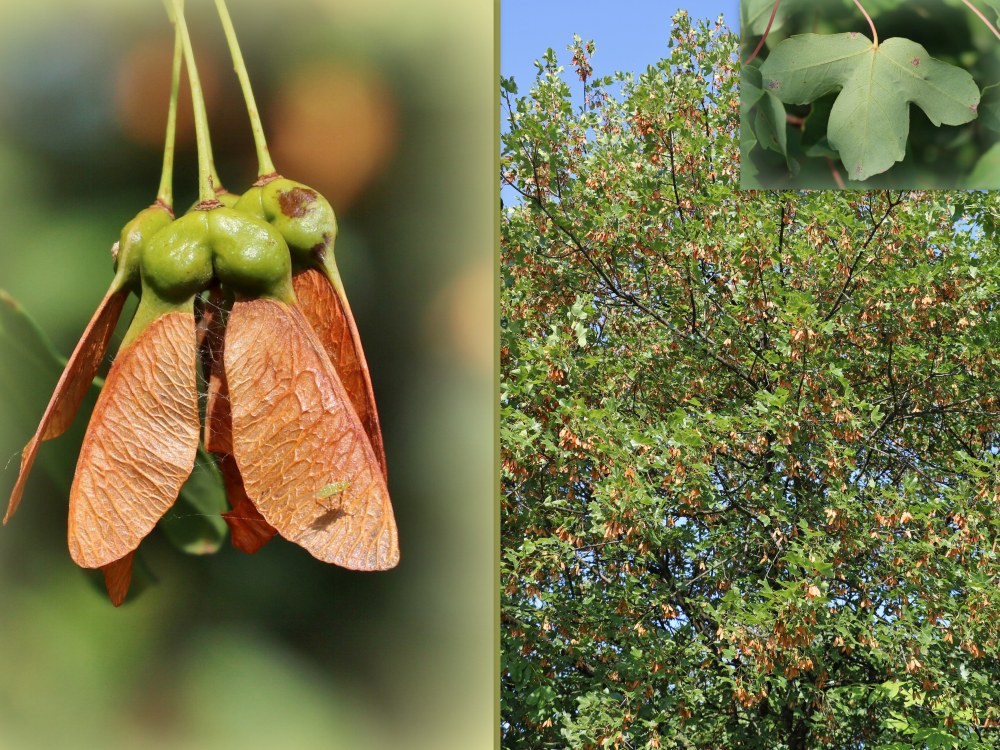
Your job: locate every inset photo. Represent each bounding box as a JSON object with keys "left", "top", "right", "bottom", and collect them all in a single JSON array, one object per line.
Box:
[{"left": 741, "top": 0, "right": 1000, "bottom": 188}]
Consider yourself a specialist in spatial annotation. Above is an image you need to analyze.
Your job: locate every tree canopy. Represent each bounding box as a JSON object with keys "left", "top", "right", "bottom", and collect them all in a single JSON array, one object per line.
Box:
[{"left": 501, "top": 11, "right": 1000, "bottom": 749}]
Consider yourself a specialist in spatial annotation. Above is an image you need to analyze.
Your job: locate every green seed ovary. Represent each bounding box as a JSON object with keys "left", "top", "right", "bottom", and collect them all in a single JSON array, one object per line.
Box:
[
  {"left": 208, "top": 207, "right": 293, "bottom": 300},
  {"left": 235, "top": 177, "right": 338, "bottom": 269},
  {"left": 113, "top": 204, "right": 174, "bottom": 293},
  {"left": 120, "top": 291, "right": 193, "bottom": 350},
  {"left": 141, "top": 212, "right": 214, "bottom": 303},
  {"left": 138, "top": 207, "right": 295, "bottom": 304}
]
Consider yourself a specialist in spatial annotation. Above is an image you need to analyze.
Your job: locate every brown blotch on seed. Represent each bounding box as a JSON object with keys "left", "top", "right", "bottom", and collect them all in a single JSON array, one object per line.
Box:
[
  {"left": 310, "top": 232, "right": 333, "bottom": 262},
  {"left": 277, "top": 187, "right": 319, "bottom": 218}
]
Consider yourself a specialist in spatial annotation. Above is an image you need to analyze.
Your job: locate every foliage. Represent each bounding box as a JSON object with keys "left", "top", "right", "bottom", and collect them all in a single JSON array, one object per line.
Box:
[
  {"left": 501, "top": 11, "right": 1000, "bottom": 749},
  {"left": 741, "top": 0, "right": 1000, "bottom": 188}
]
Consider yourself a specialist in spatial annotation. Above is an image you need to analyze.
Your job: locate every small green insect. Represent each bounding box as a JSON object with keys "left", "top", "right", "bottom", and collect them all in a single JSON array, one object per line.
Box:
[
  {"left": 314, "top": 481, "right": 351, "bottom": 514},
  {"left": 317, "top": 482, "right": 350, "bottom": 499}
]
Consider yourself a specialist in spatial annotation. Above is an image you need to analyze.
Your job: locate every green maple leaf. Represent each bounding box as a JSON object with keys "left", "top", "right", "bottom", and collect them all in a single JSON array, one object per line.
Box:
[{"left": 759, "top": 33, "right": 980, "bottom": 180}]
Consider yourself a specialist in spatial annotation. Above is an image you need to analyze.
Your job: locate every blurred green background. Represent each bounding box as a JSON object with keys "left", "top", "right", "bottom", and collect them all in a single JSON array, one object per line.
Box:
[{"left": 0, "top": 1, "right": 494, "bottom": 748}]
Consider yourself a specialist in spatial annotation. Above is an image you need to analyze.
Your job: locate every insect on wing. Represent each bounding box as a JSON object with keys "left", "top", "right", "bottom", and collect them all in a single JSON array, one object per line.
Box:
[{"left": 225, "top": 298, "right": 398, "bottom": 570}]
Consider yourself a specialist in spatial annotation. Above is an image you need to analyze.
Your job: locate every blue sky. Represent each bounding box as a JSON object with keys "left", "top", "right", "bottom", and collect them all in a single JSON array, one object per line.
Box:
[
  {"left": 500, "top": 1, "right": 738, "bottom": 206},
  {"left": 501, "top": 1, "right": 739, "bottom": 91}
]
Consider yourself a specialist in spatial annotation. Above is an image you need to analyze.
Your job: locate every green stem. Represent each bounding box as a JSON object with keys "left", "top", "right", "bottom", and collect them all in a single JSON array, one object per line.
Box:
[
  {"left": 156, "top": 23, "right": 183, "bottom": 208},
  {"left": 214, "top": 0, "right": 277, "bottom": 176},
  {"left": 168, "top": 0, "right": 216, "bottom": 203}
]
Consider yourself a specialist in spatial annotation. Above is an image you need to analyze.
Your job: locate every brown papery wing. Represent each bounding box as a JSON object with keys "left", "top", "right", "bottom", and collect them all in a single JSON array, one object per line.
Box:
[
  {"left": 68, "top": 311, "right": 200, "bottom": 568},
  {"left": 225, "top": 297, "right": 398, "bottom": 570},
  {"left": 100, "top": 551, "right": 135, "bottom": 607},
  {"left": 219, "top": 452, "right": 277, "bottom": 554},
  {"left": 201, "top": 294, "right": 278, "bottom": 553},
  {"left": 293, "top": 269, "right": 387, "bottom": 479},
  {"left": 4, "top": 288, "right": 129, "bottom": 524}
]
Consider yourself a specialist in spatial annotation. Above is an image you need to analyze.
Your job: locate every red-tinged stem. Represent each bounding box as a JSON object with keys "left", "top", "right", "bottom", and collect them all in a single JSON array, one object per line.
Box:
[
  {"left": 743, "top": 0, "right": 780, "bottom": 66},
  {"left": 826, "top": 157, "right": 846, "bottom": 190},
  {"left": 853, "top": 0, "right": 878, "bottom": 47}
]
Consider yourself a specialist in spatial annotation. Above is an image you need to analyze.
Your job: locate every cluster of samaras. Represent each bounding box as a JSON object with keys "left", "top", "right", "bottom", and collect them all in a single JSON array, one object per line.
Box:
[{"left": 3, "top": 1, "right": 397, "bottom": 605}]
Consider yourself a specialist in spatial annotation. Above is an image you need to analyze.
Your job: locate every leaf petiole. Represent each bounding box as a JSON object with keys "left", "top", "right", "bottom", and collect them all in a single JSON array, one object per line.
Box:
[
  {"left": 743, "top": 0, "right": 780, "bottom": 66},
  {"left": 960, "top": 0, "right": 1000, "bottom": 42},
  {"left": 853, "top": 0, "right": 878, "bottom": 48}
]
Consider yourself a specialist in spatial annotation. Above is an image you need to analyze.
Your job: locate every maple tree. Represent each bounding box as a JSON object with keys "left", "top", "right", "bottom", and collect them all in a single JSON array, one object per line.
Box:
[{"left": 501, "top": 11, "right": 1000, "bottom": 749}]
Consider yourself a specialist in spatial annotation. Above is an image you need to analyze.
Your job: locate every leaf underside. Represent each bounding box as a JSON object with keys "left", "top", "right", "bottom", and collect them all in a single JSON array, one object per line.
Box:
[
  {"left": 759, "top": 33, "right": 980, "bottom": 180},
  {"left": 968, "top": 141, "right": 1000, "bottom": 188}
]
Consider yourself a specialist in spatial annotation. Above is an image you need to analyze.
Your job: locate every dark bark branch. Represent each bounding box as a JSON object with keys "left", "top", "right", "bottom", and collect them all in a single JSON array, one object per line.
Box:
[{"left": 823, "top": 191, "right": 907, "bottom": 323}]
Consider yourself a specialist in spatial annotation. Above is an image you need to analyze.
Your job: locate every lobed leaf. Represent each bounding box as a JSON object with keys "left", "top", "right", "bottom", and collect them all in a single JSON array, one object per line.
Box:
[{"left": 760, "top": 33, "right": 980, "bottom": 179}]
